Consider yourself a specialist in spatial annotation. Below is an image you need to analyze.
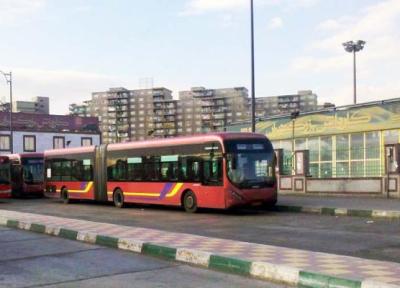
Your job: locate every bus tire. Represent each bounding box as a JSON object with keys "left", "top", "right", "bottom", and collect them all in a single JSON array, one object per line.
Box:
[
  {"left": 61, "top": 188, "right": 70, "bottom": 204},
  {"left": 113, "top": 189, "right": 125, "bottom": 208},
  {"left": 182, "top": 190, "right": 198, "bottom": 213}
]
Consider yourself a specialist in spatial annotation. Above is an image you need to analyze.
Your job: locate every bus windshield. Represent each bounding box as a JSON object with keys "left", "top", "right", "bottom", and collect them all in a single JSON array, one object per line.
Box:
[
  {"left": 22, "top": 158, "right": 44, "bottom": 184},
  {"left": 0, "top": 163, "right": 10, "bottom": 185},
  {"left": 225, "top": 139, "right": 275, "bottom": 189}
]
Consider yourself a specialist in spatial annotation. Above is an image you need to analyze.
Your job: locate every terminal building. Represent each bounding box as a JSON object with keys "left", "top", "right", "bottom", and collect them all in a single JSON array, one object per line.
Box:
[
  {"left": 229, "top": 98, "right": 400, "bottom": 197},
  {"left": 0, "top": 112, "right": 100, "bottom": 154}
]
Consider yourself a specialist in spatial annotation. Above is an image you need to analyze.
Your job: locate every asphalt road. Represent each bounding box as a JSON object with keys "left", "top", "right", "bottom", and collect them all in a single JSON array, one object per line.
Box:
[
  {"left": 0, "top": 226, "right": 283, "bottom": 288},
  {"left": 1, "top": 198, "right": 400, "bottom": 264}
]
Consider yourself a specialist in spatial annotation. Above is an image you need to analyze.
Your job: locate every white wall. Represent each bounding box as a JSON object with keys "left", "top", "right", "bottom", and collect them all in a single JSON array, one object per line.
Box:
[{"left": 0, "top": 130, "right": 100, "bottom": 154}]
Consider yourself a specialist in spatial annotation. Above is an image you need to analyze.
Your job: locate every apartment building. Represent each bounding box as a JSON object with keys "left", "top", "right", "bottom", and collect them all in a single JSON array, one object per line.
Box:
[
  {"left": 76, "top": 86, "right": 250, "bottom": 143},
  {"left": 91, "top": 87, "right": 175, "bottom": 143},
  {"left": 69, "top": 100, "right": 92, "bottom": 117},
  {"left": 178, "top": 87, "right": 249, "bottom": 134},
  {"left": 255, "top": 90, "right": 318, "bottom": 118},
  {"left": 13, "top": 96, "right": 49, "bottom": 114}
]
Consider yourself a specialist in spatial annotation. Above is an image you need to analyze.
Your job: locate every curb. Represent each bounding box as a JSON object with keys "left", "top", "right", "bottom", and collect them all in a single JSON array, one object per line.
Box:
[
  {"left": 275, "top": 205, "right": 400, "bottom": 219},
  {"left": 1, "top": 216, "right": 399, "bottom": 288}
]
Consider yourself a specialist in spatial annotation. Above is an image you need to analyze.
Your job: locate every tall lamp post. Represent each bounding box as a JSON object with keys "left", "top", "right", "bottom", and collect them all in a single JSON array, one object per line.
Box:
[
  {"left": 0, "top": 71, "right": 13, "bottom": 153},
  {"left": 250, "top": 0, "right": 256, "bottom": 133},
  {"left": 342, "top": 40, "right": 366, "bottom": 105}
]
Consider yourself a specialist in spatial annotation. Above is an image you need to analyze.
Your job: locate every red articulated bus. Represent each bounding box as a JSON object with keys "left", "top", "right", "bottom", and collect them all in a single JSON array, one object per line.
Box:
[
  {"left": 7, "top": 153, "right": 45, "bottom": 197},
  {"left": 0, "top": 156, "right": 12, "bottom": 199},
  {"left": 44, "top": 133, "right": 277, "bottom": 212}
]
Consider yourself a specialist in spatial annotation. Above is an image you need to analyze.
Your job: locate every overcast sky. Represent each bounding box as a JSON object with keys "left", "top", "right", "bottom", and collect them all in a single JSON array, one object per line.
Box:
[{"left": 0, "top": 0, "right": 399, "bottom": 115}]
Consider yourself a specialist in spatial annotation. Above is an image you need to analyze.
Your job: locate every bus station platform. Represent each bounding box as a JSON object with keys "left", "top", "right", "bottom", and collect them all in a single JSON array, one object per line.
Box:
[{"left": 0, "top": 209, "right": 399, "bottom": 287}]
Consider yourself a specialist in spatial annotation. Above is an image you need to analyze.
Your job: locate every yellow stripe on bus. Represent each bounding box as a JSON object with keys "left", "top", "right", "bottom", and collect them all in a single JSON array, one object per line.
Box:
[
  {"left": 65, "top": 182, "right": 94, "bottom": 194},
  {"left": 166, "top": 183, "right": 183, "bottom": 197},
  {"left": 106, "top": 182, "right": 184, "bottom": 198}
]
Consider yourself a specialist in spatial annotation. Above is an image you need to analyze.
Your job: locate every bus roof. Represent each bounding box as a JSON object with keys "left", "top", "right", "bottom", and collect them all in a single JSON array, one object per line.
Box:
[
  {"left": 44, "top": 146, "right": 96, "bottom": 157},
  {"left": 107, "top": 132, "right": 267, "bottom": 152},
  {"left": 8, "top": 153, "right": 44, "bottom": 161},
  {"left": 0, "top": 155, "right": 9, "bottom": 163}
]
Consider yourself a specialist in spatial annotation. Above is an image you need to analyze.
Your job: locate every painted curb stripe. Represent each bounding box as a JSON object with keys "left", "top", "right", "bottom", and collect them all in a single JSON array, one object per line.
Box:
[
  {"left": 96, "top": 235, "right": 119, "bottom": 248},
  {"left": 0, "top": 217, "right": 399, "bottom": 288},
  {"left": 347, "top": 209, "right": 372, "bottom": 218},
  {"left": 276, "top": 205, "right": 400, "bottom": 219},
  {"left": 142, "top": 243, "right": 177, "bottom": 260},
  {"left": 59, "top": 228, "right": 78, "bottom": 240},
  {"left": 321, "top": 207, "right": 336, "bottom": 216},
  {"left": 176, "top": 248, "right": 211, "bottom": 267},
  {"left": 209, "top": 255, "right": 251, "bottom": 276},
  {"left": 299, "top": 271, "right": 361, "bottom": 288},
  {"left": 30, "top": 223, "right": 46, "bottom": 233},
  {"left": 6, "top": 219, "right": 19, "bottom": 228},
  {"left": 276, "top": 205, "right": 303, "bottom": 212}
]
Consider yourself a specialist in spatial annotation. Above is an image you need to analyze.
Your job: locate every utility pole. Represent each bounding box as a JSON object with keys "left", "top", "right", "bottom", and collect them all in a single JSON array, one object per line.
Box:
[
  {"left": 250, "top": 0, "right": 256, "bottom": 133},
  {"left": 0, "top": 71, "right": 13, "bottom": 153}
]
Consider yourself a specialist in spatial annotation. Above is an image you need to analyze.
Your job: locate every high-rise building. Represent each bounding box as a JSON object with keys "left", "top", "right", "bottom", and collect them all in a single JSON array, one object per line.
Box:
[
  {"left": 13, "top": 96, "right": 49, "bottom": 114},
  {"left": 255, "top": 90, "right": 318, "bottom": 118},
  {"left": 178, "top": 87, "right": 249, "bottom": 134},
  {"left": 91, "top": 87, "right": 175, "bottom": 143},
  {"left": 77, "top": 86, "right": 249, "bottom": 143},
  {"left": 69, "top": 100, "right": 92, "bottom": 117}
]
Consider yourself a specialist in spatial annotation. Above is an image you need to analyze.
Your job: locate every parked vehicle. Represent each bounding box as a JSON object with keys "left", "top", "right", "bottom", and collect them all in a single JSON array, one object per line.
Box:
[
  {"left": 45, "top": 133, "right": 277, "bottom": 212},
  {"left": 8, "top": 153, "right": 45, "bottom": 197},
  {"left": 0, "top": 156, "right": 12, "bottom": 199}
]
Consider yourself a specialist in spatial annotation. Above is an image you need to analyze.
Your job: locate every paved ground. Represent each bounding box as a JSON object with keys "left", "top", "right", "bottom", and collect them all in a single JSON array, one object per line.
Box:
[
  {"left": 1, "top": 209, "right": 400, "bottom": 286},
  {"left": 0, "top": 226, "right": 283, "bottom": 288},
  {"left": 279, "top": 194, "right": 400, "bottom": 211},
  {"left": 1, "top": 198, "right": 400, "bottom": 265}
]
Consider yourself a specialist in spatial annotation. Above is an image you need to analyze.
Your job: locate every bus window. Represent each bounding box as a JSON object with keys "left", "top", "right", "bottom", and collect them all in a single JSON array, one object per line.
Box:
[
  {"left": 143, "top": 157, "right": 161, "bottom": 182},
  {"left": 127, "top": 157, "right": 143, "bottom": 181},
  {"left": 0, "top": 163, "right": 9, "bottom": 184},
  {"left": 161, "top": 155, "right": 178, "bottom": 182},
  {"left": 203, "top": 158, "right": 222, "bottom": 185},
  {"left": 180, "top": 156, "right": 201, "bottom": 182},
  {"left": 51, "top": 161, "right": 62, "bottom": 181},
  {"left": 61, "top": 160, "right": 72, "bottom": 181}
]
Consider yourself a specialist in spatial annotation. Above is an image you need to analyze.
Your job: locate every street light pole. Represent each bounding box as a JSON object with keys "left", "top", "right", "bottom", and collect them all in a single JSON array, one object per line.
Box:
[
  {"left": 353, "top": 49, "right": 356, "bottom": 105},
  {"left": 342, "top": 40, "right": 365, "bottom": 105},
  {"left": 0, "top": 71, "right": 13, "bottom": 153},
  {"left": 250, "top": 0, "right": 256, "bottom": 133}
]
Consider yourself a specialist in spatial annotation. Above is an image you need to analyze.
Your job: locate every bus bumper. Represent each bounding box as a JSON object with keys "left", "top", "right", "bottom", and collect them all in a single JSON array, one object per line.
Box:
[
  {"left": 0, "top": 190, "right": 12, "bottom": 199},
  {"left": 226, "top": 186, "right": 277, "bottom": 208}
]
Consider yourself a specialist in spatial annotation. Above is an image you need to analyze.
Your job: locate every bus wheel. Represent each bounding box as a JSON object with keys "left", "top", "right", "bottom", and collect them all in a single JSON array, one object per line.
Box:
[
  {"left": 182, "top": 191, "right": 198, "bottom": 213},
  {"left": 113, "top": 189, "right": 125, "bottom": 208},
  {"left": 61, "top": 189, "right": 70, "bottom": 204}
]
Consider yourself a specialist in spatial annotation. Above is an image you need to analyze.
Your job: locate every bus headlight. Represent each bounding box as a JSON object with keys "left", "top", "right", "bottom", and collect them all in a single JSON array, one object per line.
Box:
[{"left": 230, "top": 190, "right": 243, "bottom": 201}]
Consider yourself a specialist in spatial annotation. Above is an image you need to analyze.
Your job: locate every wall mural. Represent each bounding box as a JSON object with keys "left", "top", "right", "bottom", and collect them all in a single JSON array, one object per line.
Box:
[{"left": 229, "top": 100, "right": 400, "bottom": 140}]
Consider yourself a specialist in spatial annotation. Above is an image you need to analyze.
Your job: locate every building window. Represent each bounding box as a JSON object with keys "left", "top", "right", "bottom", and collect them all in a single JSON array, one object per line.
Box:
[
  {"left": 53, "top": 136, "right": 65, "bottom": 149},
  {"left": 23, "top": 135, "right": 36, "bottom": 152},
  {"left": 81, "top": 137, "right": 92, "bottom": 147},
  {"left": 0, "top": 135, "right": 10, "bottom": 151}
]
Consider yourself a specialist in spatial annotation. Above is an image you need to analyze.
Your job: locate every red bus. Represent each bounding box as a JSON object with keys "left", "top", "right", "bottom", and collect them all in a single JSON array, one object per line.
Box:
[
  {"left": 0, "top": 156, "right": 12, "bottom": 199},
  {"left": 44, "top": 133, "right": 277, "bottom": 212},
  {"left": 8, "top": 153, "right": 45, "bottom": 197}
]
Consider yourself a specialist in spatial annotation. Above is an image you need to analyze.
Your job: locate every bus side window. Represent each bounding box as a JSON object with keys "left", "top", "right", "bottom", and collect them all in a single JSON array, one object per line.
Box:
[
  {"left": 61, "top": 160, "right": 72, "bottom": 182},
  {"left": 51, "top": 161, "right": 61, "bottom": 181},
  {"left": 203, "top": 158, "right": 222, "bottom": 186},
  {"left": 180, "top": 157, "right": 201, "bottom": 182},
  {"left": 115, "top": 159, "right": 127, "bottom": 181}
]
